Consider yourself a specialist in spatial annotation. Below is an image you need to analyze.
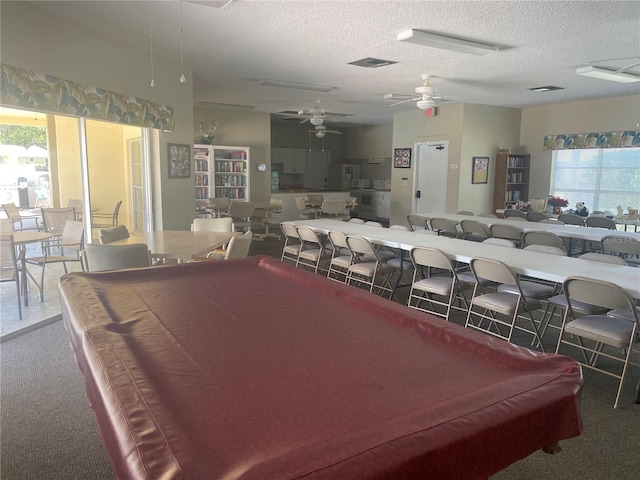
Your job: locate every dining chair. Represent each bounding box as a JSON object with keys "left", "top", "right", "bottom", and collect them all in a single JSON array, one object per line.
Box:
[
  {"left": 460, "top": 219, "right": 490, "bottom": 242},
  {"left": 191, "top": 217, "right": 234, "bottom": 232},
  {"left": 91, "top": 200, "right": 122, "bottom": 229},
  {"left": 585, "top": 216, "right": 617, "bottom": 230},
  {"left": 556, "top": 276, "right": 639, "bottom": 408},
  {"left": 600, "top": 235, "right": 640, "bottom": 267},
  {"left": 67, "top": 198, "right": 84, "bottom": 219},
  {"left": 456, "top": 210, "right": 475, "bottom": 216},
  {"left": 98, "top": 225, "right": 131, "bottom": 244},
  {"left": 457, "top": 237, "right": 517, "bottom": 288},
  {"left": 294, "top": 196, "right": 315, "bottom": 219},
  {"left": 295, "top": 225, "right": 330, "bottom": 274},
  {"left": 224, "top": 201, "right": 256, "bottom": 232},
  {"left": 205, "top": 197, "right": 231, "bottom": 218},
  {"left": 83, "top": 243, "right": 151, "bottom": 272},
  {"left": 522, "top": 230, "right": 565, "bottom": 252},
  {"left": 0, "top": 218, "right": 14, "bottom": 234},
  {"left": 2, "top": 203, "right": 38, "bottom": 231},
  {"left": 477, "top": 213, "right": 498, "bottom": 218},
  {"left": 558, "top": 213, "right": 585, "bottom": 226},
  {"left": 429, "top": 217, "right": 462, "bottom": 238},
  {"left": 345, "top": 235, "right": 396, "bottom": 299},
  {"left": 538, "top": 252, "right": 625, "bottom": 342},
  {"left": 386, "top": 225, "right": 414, "bottom": 285},
  {"left": 25, "top": 220, "right": 84, "bottom": 301},
  {"left": 204, "top": 231, "right": 253, "bottom": 261},
  {"left": 41, "top": 207, "right": 76, "bottom": 249},
  {"left": 465, "top": 257, "right": 545, "bottom": 351},
  {"left": 326, "top": 230, "right": 352, "bottom": 283},
  {"left": 489, "top": 224, "right": 523, "bottom": 248},
  {"left": 504, "top": 209, "right": 527, "bottom": 219},
  {"left": 525, "top": 211, "right": 549, "bottom": 222},
  {"left": 259, "top": 198, "right": 285, "bottom": 239},
  {"left": 0, "top": 234, "right": 22, "bottom": 320},
  {"left": 280, "top": 222, "right": 302, "bottom": 264},
  {"left": 348, "top": 217, "right": 365, "bottom": 224},
  {"left": 319, "top": 199, "right": 349, "bottom": 220},
  {"left": 408, "top": 246, "right": 469, "bottom": 321},
  {"left": 407, "top": 214, "right": 429, "bottom": 232}
]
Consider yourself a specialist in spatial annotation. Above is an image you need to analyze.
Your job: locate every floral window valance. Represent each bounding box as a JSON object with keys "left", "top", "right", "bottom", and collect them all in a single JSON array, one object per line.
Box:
[
  {"left": 544, "top": 131, "right": 640, "bottom": 150},
  {"left": 1, "top": 64, "right": 174, "bottom": 131}
]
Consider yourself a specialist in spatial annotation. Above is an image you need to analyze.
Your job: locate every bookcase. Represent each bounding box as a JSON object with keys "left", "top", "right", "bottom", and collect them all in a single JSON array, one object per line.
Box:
[
  {"left": 492, "top": 153, "right": 530, "bottom": 213},
  {"left": 194, "top": 144, "right": 250, "bottom": 215}
]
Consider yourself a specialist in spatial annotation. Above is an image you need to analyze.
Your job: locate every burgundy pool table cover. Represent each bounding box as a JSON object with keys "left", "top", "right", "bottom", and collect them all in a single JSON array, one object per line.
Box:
[{"left": 60, "top": 256, "right": 582, "bottom": 480}]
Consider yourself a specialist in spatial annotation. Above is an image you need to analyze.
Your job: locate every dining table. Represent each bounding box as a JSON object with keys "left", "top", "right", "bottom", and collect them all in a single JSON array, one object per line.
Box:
[
  {"left": 108, "top": 230, "right": 238, "bottom": 263},
  {"left": 12, "top": 230, "right": 53, "bottom": 306},
  {"left": 288, "top": 219, "right": 640, "bottom": 299},
  {"left": 417, "top": 212, "right": 640, "bottom": 244}
]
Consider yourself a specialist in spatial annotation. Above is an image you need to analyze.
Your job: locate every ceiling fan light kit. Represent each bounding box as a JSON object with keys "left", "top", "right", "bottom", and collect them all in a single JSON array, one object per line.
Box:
[
  {"left": 310, "top": 117, "right": 324, "bottom": 126},
  {"left": 416, "top": 98, "right": 435, "bottom": 110},
  {"left": 397, "top": 29, "right": 499, "bottom": 55},
  {"left": 575, "top": 66, "right": 640, "bottom": 83}
]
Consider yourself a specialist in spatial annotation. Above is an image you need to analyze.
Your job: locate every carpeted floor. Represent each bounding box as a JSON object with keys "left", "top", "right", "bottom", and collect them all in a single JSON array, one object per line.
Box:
[{"left": 1, "top": 237, "right": 639, "bottom": 479}]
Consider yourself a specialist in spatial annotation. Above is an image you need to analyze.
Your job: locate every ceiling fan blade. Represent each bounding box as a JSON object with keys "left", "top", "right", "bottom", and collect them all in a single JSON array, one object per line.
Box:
[
  {"left": 388, "top": 98, "right": 418, "bottom": 107},
  {"left": 299, "top": 118, "right": 310, "bottom": 124},
  {"left": 325, "top": 130, "right": 342, "bottom": 134}
]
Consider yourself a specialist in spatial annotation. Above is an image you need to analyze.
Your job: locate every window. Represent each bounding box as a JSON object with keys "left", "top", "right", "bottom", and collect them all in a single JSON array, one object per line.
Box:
[{"left": 551, "top": 147, "right": 640, "bottom": 212}]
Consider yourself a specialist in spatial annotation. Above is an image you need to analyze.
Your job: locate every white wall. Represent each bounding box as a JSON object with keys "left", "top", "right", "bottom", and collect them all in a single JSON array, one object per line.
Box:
[
  {"left": 194, "top": 107, "right": 271, "bottom": 203},
  {"left": 460, "top": 104, "right": 521, "bottom": 215},
  {"left": 520, "top": 95, "right": 640, "bottom": 199},
  {"left": 1, "top": 1, "right": 194, "bottom": 230}
]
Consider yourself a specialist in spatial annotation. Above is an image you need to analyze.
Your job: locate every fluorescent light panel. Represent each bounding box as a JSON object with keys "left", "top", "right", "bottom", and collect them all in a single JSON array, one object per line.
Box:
[
  {"left": 258, "top": 79, "right": 337, "bottom": 92},
  {"left": 576, "top": 66, "right": 640, "bottom": 83},
  {"left": 397, "top": 29, "right": 499, "bottom": 55}
]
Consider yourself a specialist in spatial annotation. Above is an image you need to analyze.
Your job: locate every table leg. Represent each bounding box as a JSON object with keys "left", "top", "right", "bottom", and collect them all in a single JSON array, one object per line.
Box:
[{"left": 17, "top": 244, "right": 29, "bottom": 307}]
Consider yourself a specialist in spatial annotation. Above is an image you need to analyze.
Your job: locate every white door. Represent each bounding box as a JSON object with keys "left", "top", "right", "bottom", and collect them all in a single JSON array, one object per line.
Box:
[{"left": 413, "top": 141, "right": 449, "bottom": 213}]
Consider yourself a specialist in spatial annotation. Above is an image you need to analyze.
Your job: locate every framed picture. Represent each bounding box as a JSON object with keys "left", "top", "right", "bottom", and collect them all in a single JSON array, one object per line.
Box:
[
  {"left": 168, "top": 143, "right": 191, "bottom": 178},
  {"left": 472, "top": 156, "right": 489, "bottom": 184},
  {"left": 394, "top": 148, "right": 411, "bottom": 168}
]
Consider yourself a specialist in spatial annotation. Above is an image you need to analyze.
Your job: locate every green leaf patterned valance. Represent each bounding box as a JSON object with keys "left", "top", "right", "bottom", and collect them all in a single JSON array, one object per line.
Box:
[
  {"left": 544, "top": 131, "right": 640, "bottom": 150},
  {"left": 1, "top": 64, "right": 174, "bottom": 131}
]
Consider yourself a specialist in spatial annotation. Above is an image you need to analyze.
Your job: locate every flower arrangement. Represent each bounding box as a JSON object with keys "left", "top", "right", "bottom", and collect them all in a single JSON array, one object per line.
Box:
[
  {"left": 198, "top": 120, "right": 218, "bottom": 144},
  {"left": 547, "top": 196, "right": 569, "bottom": 207}
]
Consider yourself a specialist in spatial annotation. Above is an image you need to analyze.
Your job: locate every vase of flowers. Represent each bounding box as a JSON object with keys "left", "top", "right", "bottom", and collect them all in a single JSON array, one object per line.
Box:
[
  {"left": 547, "top": 196, "right": 569, "bottom": 214},
  {"left": 198, "top": 120, "right": 218, "bottom": 145}
]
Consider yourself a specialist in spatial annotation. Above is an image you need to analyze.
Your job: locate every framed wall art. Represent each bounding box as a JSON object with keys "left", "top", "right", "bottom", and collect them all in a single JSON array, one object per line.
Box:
[
  {"left": 394, "top": 148, "right": 411, "bottom": 168},
  {"left": 472, "top": 156, "right": 489, "bottom": 184},
  {"left": 168, "top": 143, "right": 191, "bottom": 178}
]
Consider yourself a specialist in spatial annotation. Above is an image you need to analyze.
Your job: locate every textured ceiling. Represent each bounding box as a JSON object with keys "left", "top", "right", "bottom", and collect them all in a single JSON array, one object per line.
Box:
[{"left": 30, "top": 0, "right": 640, "bottom": 126}]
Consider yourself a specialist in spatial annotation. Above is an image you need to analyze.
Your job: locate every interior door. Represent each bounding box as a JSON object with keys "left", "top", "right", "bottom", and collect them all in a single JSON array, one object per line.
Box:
[{"left": 413, "top": 141, "right": 449, "bottom": 213}]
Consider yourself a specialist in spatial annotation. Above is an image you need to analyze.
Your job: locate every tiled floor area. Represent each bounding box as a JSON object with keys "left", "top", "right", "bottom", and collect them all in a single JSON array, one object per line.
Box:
[{"left": 0, "top": 234, "right": 286, "bottom": 341}]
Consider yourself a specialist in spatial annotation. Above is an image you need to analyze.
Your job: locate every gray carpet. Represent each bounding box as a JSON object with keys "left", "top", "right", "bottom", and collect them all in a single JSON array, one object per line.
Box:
[{"left": 1, "top": 302, "right": 639, "bottom": 479}]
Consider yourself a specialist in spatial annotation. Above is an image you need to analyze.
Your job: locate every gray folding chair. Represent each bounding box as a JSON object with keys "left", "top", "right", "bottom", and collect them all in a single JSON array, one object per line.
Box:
[{"left": 83, "top": 243, "right": 151, "bottom": 272}]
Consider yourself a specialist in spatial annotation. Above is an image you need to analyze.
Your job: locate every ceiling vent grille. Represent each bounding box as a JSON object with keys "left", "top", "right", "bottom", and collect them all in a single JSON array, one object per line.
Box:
[{"left": 348, "top": 57, "right": 397, "bottom": 68}]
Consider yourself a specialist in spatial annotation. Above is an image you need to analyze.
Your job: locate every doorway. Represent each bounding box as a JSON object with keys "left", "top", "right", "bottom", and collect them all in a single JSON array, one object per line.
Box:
[{"left": 413, "top": 141, "right": 449, "bottom": 213}]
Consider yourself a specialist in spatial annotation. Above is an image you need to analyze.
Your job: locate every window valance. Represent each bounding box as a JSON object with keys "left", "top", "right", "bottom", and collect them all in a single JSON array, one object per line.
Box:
[
  {"left": 1, "top": 64, "right": 174, "bottom": 131},
  {"left": 544, "top": 131, "right": 639, "bottom": 150}
]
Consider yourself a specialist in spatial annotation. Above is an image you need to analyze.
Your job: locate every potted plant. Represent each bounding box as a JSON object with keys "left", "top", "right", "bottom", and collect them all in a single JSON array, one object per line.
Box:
[{"left": 547, "top": 196, "right": 569, "bottom": 214}]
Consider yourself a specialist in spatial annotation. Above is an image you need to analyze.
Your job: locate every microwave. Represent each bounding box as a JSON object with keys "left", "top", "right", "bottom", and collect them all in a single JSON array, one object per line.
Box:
[{"left": 352, "top": 179, "right": 371, "bottom": 188}]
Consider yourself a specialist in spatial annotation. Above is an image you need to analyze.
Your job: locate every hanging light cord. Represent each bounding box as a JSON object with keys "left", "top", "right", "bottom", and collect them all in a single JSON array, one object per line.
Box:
[
  {"left": 149, "top": 1, "right": 155, "bottom": 87},
  {"left": 179, "top": 0, "right": 186, "bottom": 83}
]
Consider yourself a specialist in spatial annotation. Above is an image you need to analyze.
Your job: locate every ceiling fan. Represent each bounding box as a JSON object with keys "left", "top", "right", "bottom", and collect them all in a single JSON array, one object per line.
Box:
[
  {"left": 297, "top": 100, "right": 328, "bottom": 126},
  {"left": 385, "top": 74, "right": 444, "bottom": 110},
  {"left": 308, "top": 125, "right": 342, "bottom": 138}
]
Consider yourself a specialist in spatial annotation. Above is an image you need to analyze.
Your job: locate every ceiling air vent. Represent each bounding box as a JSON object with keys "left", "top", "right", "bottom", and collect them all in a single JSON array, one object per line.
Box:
[{"left": 348, "top": 57, "right": 397, "bottom": 68}]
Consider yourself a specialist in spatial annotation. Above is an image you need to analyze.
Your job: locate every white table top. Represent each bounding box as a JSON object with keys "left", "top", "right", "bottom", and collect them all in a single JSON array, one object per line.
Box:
[
  {"left": 110, "top": 230, "right": 238, "bottom": 261},
  {"left": 289, "top": 219, "right": 640, "bottom": 299},
  {"left": 417, "top": 212, "right": 640, "bottom": 243}
]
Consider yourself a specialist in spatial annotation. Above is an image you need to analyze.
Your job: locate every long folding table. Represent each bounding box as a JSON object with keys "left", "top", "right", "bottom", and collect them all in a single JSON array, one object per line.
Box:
[
  {"left": 289, "top": 219, "right": 640, "bottom": 299},
  {"left": 60, "top": 256, "right": 582, "bottom": 480},
  {"left": 417, "top": 212, "right": 640, "bottom": 243}
]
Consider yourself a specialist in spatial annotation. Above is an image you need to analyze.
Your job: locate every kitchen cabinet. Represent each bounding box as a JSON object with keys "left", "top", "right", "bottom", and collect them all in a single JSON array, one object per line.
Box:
[
  {"left": 376, "top": 191, "right": 390, "bottom": 219},
  {"left": 492, "top": 153, "right": 530, "bottom": 213},
  {"left": 272, "top": 147, "right": 306, "bottom": 174}
]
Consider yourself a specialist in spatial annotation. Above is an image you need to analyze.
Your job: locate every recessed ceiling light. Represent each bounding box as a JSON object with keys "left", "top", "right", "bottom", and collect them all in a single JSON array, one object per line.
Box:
[
  {"left": 576, "top": 66, "right": 640, "bottom": 83},
  {"left": 529, "top": 86, "right": 564, "bottom": 92},
  {"left": 397, "top": 29, "right": 499, "bottom": 55},
  {"left": 258, "top": 79, "right": 337, "bottom": 93}
]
